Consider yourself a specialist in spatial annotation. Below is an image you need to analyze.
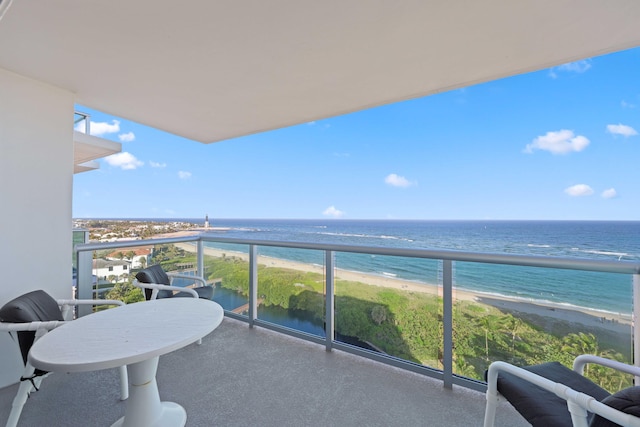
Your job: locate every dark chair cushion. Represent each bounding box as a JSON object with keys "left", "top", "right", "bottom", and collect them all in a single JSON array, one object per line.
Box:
[
  {"left": 0, "top": 290, "right": 64, "bottom": 364},
  {"left": 590, "top": 386, "right": 640, "bottom": 427},
  {"left": 172, "top": 286, "right": 214, "bottom": 300},
  {"left": 135, "top": 265, "right": 173, "bottom": 300},
  {"left": 136, "top": 265, "right": 214, "bottom": 300},
  {"left": 495, "top": 361, "right": 611, "bottom": 427}
]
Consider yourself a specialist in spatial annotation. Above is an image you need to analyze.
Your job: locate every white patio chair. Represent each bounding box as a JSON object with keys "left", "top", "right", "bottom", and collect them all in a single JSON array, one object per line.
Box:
[
  {"left": 0, "top": 290, "right": 129, "bottom": 427},
  {"left": 132, "top": 264, "right": 213, "bottom": 301},
  {"left": 133, "top": 264, "right": 215, "bottom": 345},
  {"left": 484, "top": 354, "right": 640, "bottom": 427}
]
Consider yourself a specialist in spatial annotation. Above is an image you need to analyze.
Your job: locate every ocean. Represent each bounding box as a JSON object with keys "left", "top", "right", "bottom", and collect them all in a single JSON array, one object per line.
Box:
[{"left": 163, "top": 219, "right": 640, "bottom": 315}]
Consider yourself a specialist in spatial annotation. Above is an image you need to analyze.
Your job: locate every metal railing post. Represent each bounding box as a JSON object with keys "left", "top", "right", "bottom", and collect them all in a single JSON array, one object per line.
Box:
[
  {"left": 325, "top": 250, "right": 335, "bottom": 352},
  {"left": 74, "top": 111, "right": 90, "bottom": 133},
  {"left": 197, "top": 239, "right": 204, "bottom": 278},
  {"left": 76, "top": 249, "right": 94, "bottom": 317},
  {"left": 248, "top": 245, "right": 258, "bottom": 328},
  {"left": 442, "top": 259, "right": 453, "bottom": 389},
  {"left": 634, "top": 274, "right": 640, "bottom": 383}
]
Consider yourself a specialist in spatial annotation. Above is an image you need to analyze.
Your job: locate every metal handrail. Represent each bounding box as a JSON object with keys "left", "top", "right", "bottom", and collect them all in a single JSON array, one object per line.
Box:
[
  {"left": 195, "top": 235, "right": 640, "bottom": 274},
  {"left": 77, "top": 234, "right": 640, "bottom": 274}
]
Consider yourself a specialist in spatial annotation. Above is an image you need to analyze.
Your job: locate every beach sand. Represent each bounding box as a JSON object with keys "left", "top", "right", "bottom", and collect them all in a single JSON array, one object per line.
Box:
[{"left": 153, "top": 232, "right": 632, "bottom": 338}]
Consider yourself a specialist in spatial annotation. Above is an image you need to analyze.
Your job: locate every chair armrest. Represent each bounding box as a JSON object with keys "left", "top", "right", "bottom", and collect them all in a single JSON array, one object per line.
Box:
[
  {"left": 167, "top": 273, "right": 207, "bottom": 287},
  {"left": 486, "top": 361, "right": 640, "bottom": 427},
  {"left": 0, "top": 320, "right": 68, "bottom": 332},
  {"left": 132, "top": 280, "right": 199, "bottom": 299},
  {"left": 56, "top": 299, "right": 125, "bottom": 319},
  {"left": 573, "top": 354, "right": 640, "bottom": 377},
  {"left": 57, "top": 299, "right": 125, "bottom": 307}
]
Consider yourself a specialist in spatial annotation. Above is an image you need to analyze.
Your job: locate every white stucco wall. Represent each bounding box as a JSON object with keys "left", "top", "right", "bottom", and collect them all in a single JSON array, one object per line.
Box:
[{"left": 0, "top": 67, "right": 75, "bottom": 387}]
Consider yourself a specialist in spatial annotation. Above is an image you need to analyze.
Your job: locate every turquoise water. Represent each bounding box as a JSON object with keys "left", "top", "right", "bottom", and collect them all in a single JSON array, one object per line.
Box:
[{"left": 173, "top": 219, "right": 640, "bottom": 315}]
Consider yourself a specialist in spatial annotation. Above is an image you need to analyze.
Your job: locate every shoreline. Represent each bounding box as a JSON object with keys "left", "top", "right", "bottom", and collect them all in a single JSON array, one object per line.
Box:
[{"left": 159, "top": 234, "right": 631, "bottom": 337}]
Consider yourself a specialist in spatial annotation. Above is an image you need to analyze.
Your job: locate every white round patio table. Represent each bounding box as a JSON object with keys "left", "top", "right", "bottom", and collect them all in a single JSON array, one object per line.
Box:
[{"left": 29, "top": 298, "right": 224, "bottom": 427}]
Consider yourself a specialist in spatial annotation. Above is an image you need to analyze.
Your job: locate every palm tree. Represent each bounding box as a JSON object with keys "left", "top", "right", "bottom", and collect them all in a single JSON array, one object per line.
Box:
[
  {"left": 503, "top": 314, "right": 522, "bottom": 359},
  {"left": 477, "top": 315, "right": 503, "bottom": 362},
  {"left": 562, "top": 332, "right": 599, "bottom": 375}
]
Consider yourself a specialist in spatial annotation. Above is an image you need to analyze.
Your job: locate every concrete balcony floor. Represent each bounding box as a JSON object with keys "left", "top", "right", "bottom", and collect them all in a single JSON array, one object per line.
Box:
[{"left": 1, "top": 317, "right": 528, "bottom": 426}]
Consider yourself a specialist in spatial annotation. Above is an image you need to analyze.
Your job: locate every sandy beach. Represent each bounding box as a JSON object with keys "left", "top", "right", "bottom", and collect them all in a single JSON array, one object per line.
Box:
[{"left": 157, "top": 231, "right": 632, "bottom": 337}]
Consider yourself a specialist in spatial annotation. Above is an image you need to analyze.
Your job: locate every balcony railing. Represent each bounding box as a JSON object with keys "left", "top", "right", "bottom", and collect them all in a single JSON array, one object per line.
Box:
[{"left": 75, "top": 234, "right": 640, "bottom": 392}]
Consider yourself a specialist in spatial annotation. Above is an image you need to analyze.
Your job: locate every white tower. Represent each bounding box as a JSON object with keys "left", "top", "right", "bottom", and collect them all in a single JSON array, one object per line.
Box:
[{"left": 204, "top": 214, "right": 209, "bottom": 228}]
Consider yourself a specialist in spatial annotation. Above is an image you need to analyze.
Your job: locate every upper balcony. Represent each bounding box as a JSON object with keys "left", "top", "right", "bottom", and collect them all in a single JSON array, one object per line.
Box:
[{"left": 73, "top": 111, "right": 121, "bottom": 174}]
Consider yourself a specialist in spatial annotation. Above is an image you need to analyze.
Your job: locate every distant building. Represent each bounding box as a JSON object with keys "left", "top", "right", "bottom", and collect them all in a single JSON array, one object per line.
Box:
[
  {"left": 92, "top": 258, "right": 131, "bottom": 283},
  {"left": 106, "top": 246, "right": 152, "bottom": 269}
]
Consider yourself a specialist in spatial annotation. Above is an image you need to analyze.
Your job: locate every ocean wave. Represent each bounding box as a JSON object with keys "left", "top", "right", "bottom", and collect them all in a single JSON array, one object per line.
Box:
[
  {"left": 527, "top": 244, "right": 551, "bottom": 248},
  {"left": 316, "top": 231, "right": 412, "bottom": 242},
  {"left": 465, "top": 289, "right": 632, "bottom": 317}
]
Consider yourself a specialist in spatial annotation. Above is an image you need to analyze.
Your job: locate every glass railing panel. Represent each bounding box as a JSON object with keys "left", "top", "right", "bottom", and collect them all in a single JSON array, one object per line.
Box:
[
  {"left": 255, "top": 246, "right": 326, "bottom": 337},
  {"left": 200, "top": 242, "right": 250, "bottom": 315},
  {"left": 333, "top": 253, "right": 442, "bottom": 367},
  {"left": 83, "top": 241, "right": 201, "bottom": 303},
  {"left": 451, "top": 261, "right": 634, "bottom": 391},
  {"left": 75, "top": 234, "right": 640, "bottom": 393}
]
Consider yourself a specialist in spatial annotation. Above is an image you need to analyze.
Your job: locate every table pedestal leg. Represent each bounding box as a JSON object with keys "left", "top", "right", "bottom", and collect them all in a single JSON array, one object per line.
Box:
[{"left": 112, "top": 357, "right": 186, "bottom": 427}]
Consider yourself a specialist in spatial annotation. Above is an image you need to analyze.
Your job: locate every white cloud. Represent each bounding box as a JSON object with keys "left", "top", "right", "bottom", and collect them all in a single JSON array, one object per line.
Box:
[
  {"left": 323, "top": 206, "right": 345, "bottom": 218},
  {"left": 601, "top": 188, "right": 617, "bottom": 199},
  {"left": 606, "top": 123, "right": 638, "bottom": 137},
  {"left": 524, "top": 130, "right": 589, "bottom": 154},
  {"left": 564, "top": 184, "right": 594, "bottom": 197},
  {"left": 621, "top": 100, "right": 636, "bottom": 109},
  {"left": 178, "top": 171, "right": 192, "bottom": 180},
  {"left": 385, "top": 173, "right": 414, "bottom": 188},
  {"left": 104, "top": 152, "right": 143, "bottom": 170},
  {"left": 558, "top": 60, "right": 592, "bottom": 73},
  {"left": 118, "top": 131, "right": 135, "bottom": 142},
  {"left": 307, "top": 121, "right": 316, "bottom": 125},
  {"left": 549, "top": 59, "right": 592, "bottom": 78},
  {"left": 150, "top": 161, "right": 167, "bottom": 168},
  {"left": 90, "top": 120, "right": 120, "bottom": 136}
]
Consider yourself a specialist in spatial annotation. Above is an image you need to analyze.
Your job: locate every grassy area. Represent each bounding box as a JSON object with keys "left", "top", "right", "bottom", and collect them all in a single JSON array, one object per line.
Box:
[{"left": 200, "top": 255, "right": 632, "bottom": 389}]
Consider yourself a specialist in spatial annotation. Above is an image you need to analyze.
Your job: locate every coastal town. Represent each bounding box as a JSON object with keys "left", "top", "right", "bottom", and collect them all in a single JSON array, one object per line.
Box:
[
  {"left": 72, "top": 219, "right": 209, "bottom": 289},
  {"left": 73, "top": 218, "right": 205, "bottom": 242}
]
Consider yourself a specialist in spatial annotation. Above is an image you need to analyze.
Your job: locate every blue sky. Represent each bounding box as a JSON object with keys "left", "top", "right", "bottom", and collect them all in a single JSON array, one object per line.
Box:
[{"left": 73, "top": 48, "right": 639, "bottom": 221}]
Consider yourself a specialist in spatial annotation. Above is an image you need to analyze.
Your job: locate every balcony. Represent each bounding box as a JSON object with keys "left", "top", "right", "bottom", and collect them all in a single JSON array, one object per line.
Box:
[
  {"left": 73, "top": 111, "right": 122, "bottom": 174},
  {"left": 3, "top": 232, "right": 637, "bottom": 425},
  {"left": 0, "top": 316, "right": 528, "bottom": 426}
]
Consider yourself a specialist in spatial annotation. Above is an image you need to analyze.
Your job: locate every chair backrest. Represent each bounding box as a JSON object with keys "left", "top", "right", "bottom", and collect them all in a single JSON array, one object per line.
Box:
[
  {"left": 0, "top": 290, "right": 64, "bottom": 363},
  {"left": 590, "top": 386, "right": 640, "bottom": 427},
  {"left": 135, "top": 264, "right": 173, "bottom": 300}
]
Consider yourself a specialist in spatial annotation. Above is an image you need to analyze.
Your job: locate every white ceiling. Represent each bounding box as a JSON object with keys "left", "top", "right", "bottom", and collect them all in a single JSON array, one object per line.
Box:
[{"left": 1, "top": 1, "right": 640, "bottom": 144}]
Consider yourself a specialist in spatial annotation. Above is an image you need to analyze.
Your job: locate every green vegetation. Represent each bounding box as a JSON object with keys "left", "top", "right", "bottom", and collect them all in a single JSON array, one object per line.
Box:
[
  {"left": 104, "top": 282, "right": 144, "bottom": 304},
  {"left": 203, "top": 255, "right": 633, "bottom": 391}
]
